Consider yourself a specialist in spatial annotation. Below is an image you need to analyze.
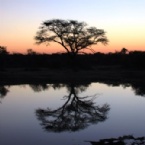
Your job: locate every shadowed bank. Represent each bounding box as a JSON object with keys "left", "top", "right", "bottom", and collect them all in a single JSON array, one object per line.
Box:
[{"left": 87, "top": 135, "right": 145, "bottom": 145}]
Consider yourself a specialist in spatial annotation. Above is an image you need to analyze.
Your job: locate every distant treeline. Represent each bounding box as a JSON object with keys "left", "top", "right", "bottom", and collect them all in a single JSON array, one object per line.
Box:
[{"left": 1, "top": 51, "right": 145, "bottom": 69}]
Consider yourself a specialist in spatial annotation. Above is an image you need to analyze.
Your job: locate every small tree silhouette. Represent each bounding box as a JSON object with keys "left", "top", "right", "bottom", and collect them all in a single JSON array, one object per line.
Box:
[
  {"left": 0, "top": 46, "right": 9, "bottom": 55},
  {"left": 120, "top": 48, "right": 128, "bottom": 54},
  {"left": 27, "top": 49, "right": 37, "bottom": 55}
]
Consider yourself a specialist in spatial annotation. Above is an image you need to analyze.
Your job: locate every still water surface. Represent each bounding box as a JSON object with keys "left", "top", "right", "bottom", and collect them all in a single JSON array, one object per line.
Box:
[{"left": 0, "top": 82, "right": 145, "bottom": 145}]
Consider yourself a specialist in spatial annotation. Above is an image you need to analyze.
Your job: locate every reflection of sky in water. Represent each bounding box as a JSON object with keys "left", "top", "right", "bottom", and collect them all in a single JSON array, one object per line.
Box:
[{"left": 0, "top": 83, "right": 145, "bottom": 145}]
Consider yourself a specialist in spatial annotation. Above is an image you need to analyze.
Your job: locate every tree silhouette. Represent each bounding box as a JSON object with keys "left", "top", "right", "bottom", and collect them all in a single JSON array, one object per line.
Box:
[
  {"left": 35, "top": 19, "right": 108, "bottom": 56},
  {"left": 120, "top": 48, "right": 128, "bottom": 55},
  {"left": 27, "top": 49, "right": 37, "bottom": 55},
  {"left": 0, "top": 46, "right": 9, "bottom": 55},
  {"left": 36, "top": 83, "right": 110, "bottom": 132}
]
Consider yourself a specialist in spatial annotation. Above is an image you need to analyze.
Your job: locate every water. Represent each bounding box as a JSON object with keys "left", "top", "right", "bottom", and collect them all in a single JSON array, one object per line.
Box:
[{"left": 0, "top": 82, "right": 145, "bottom": 145}]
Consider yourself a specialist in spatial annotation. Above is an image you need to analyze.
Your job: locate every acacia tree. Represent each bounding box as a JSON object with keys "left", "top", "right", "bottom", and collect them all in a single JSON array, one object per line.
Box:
[{"left": 35, "top": 19, "right": 108, "bottom": 56}]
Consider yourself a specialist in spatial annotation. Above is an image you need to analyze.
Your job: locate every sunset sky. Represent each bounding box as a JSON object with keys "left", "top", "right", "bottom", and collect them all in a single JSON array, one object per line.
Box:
[{"left": 0, "top": 0, "right": 145, "bottom": 54}]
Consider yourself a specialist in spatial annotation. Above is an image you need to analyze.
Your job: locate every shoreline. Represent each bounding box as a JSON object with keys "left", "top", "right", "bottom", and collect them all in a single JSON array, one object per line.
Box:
[{"left": 0, "top": 67, "right": 145, "bottom": 85}]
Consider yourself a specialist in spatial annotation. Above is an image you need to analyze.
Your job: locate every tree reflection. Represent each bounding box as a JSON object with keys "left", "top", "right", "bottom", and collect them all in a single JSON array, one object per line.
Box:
[
  {"left": 130, "top": 82, "right": 145, "bottom": 96},
  {"left": 88, "top": 135, "right": 145, "bottom": 145},
  {"left": 29, "top": 80, "right": 145, "bottom": 97},
  {"left": 29, "top": 83, "right": 71, "bottom": 92},
  {"left": 99, "top": 80, "right": 145, "bottom": 97},
  {"left": 36, "top": 83, "right": 110, "bottom": 132},
  {"left": 29, "top": 84, "right": 50, "bottom": 92},
  {"left": 0, "top": 86, "right": 9, "bottom": 103}
]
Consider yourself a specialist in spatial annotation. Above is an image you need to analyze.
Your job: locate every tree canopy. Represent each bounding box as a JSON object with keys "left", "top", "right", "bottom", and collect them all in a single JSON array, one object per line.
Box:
[{"left": 35, "top": 19, "right": 108, "bottom": 55}]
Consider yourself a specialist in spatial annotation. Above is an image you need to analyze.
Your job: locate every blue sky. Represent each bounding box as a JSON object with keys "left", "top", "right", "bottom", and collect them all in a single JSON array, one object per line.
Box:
[{"left": 0, "top": 0, "right": 145, "bottom": 53}]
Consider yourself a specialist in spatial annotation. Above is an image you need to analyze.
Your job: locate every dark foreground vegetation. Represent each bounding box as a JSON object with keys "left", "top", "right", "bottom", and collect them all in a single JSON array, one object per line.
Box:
[
  {"left": 1, "top": 50, "right": 145, "bottom": 69},
  {"left": 1, "top": 47, "right": 145, "bottom": 85}
]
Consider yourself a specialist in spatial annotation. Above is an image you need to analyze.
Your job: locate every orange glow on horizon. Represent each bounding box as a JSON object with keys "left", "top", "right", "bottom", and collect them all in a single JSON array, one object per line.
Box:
[
  {"left": 1, "top": 17, "right": 145, "bottom": 54},
  {"left": 1, "top": 24, "right": 145, "bottom": 54},
  {"left": 4, "top": 42, "right": 145, "bottom": 54},
  {"left": 1, "top": 0, "right": 145, "bottom": 54}
]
